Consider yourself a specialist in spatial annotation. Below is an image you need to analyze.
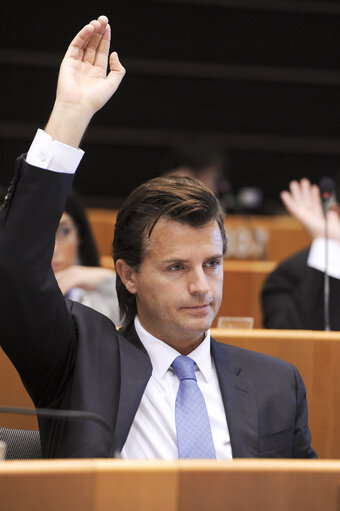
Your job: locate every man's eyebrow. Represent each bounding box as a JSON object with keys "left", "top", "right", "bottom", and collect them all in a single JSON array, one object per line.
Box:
[
  {"left": 162, "top": 254, "right": 224, "bottom": 264},
  {"left": 162, "top": 258, "right": 189, "bottom": 264},
  {"left": 206, "top": 253, "right": 224, "bottom": 259}
]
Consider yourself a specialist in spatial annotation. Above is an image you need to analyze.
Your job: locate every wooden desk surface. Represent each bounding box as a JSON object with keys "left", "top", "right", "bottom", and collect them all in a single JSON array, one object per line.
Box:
[
  {"left": 216, "top": 260, "right": 278, "bottom": 327},
  {"left": 0, "top": 459, "right": 339, "bottom": 511}
]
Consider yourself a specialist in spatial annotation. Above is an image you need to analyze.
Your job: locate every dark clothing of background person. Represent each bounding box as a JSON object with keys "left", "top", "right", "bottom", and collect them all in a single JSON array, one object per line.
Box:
[{"left": 261, "top": 247, "right": 340, "bottom": 330}]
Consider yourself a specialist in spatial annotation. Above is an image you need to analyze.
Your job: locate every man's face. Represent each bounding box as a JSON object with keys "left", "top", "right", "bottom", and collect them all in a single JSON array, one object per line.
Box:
[{"left": 126, "top": 218, "right": 224, "bottom": 354}]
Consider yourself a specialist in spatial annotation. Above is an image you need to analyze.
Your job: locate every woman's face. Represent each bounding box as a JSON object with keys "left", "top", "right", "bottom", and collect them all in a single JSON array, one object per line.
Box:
[{"left": 52, "top": 213, "right": 79, "bottom": 272}]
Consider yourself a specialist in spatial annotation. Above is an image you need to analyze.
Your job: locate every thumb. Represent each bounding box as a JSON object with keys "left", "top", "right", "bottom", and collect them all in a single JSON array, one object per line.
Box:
[{"left": 108, "top": 51, "right": 126, "bottom": 79}]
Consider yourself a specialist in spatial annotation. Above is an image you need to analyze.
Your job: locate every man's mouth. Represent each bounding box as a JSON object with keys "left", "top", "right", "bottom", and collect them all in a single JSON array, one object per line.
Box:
[{"left": 182, "top": 303, "right": 212, "bottom": 312}]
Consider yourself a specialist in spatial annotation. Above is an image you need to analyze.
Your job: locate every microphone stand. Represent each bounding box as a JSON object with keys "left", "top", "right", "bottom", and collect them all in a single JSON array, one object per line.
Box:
[
  {"left": 319, "top": 177, "right": 335, "bottom": 332},
  {"left": 324, "top": 211, "right": 330, "bottom": 331}
]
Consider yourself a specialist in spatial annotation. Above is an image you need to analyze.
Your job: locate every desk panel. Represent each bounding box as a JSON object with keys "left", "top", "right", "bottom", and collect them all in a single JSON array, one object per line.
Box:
[{"left": 0, "top": 459, "right": 339, "bottom": 511}]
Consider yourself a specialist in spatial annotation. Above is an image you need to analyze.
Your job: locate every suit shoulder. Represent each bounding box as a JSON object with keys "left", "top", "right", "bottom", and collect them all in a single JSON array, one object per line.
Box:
[
  {"left": 66, "top": 299, "right": 120, "bottom": 347},
  {"left": 214, "top": 339, "right": 297, "bottom": 375}
]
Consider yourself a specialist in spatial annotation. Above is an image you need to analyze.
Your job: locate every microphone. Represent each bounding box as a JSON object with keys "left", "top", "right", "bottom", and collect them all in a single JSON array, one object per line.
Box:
[
  {"left": 319, "top": 176, "right": 335, "bottom": 216},
  {"left": 318, "top": 177, "right": 336, "bottom": 331},
  {"left": 0, "top": 405, "right": 119, "bottom": 458}
]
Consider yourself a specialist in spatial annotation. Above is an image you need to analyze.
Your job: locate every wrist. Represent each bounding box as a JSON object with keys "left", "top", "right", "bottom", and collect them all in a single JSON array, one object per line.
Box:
[{"left": 45, "top": 100, "right": 94, "bottom": 148}]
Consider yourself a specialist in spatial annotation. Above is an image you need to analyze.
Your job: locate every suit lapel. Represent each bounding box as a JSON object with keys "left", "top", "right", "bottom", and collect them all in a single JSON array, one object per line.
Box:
[
  {"left": 115, "top": 325, "right": 152, "bottom": 452},
  {"left": 114, "top": 329, "right": 259, "bottom": 457},
  {"left": 211, "top": 339, "right": 259, "bottom": 458}
]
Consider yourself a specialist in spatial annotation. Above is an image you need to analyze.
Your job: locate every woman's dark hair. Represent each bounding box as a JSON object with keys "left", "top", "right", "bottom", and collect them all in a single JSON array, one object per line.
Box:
[
  {"left": 64, "top": 190, "right": 100, "bottom": 267},
  {"left": 113, "top": 175, "right": 226, "bottom": 329}
]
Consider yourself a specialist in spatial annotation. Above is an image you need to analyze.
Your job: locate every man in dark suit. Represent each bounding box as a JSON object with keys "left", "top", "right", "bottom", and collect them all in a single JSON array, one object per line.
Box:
[
  {"left": 262, "top": 178, "right": 340, "bottom": 330},
  {"left": 0, "top": 16, "right": 316, "bottom": 459}
]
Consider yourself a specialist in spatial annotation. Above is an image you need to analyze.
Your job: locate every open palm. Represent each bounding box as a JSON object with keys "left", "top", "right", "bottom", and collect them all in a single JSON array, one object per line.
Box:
[
  {"left": 281, "top": 178, "right": 340, "bottom": 241},
  {"left": 56, "top": 16, "right": 125, "bottom": 114}
]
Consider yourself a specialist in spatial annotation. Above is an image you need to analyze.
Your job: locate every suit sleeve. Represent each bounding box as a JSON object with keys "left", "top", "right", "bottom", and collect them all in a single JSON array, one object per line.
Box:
[
  {"left": 0, "top": 156, "right": 77, "bottom": 407},
  {"left": 261, "top": 248, "right": 326, "bottom": 330},
  {"left": 291, "top": 364, "right": 317, "bottom": 458}
]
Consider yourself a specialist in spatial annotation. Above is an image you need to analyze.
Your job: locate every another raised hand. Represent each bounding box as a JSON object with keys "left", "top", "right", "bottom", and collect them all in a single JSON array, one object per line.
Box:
[
  {"left": 45, "top": 15, "right": 125, "bottom": 147},
  {"left": 55, "top": 265, "right": 114, "bottom": 295},
  {"left": 281, "top": 178, "right": 340, "bottom": 241}
]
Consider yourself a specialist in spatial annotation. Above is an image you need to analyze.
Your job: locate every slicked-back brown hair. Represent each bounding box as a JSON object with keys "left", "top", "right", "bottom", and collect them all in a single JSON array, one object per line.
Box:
[{"left": 113, "top": 175, "right": 226, "bottom": 329}]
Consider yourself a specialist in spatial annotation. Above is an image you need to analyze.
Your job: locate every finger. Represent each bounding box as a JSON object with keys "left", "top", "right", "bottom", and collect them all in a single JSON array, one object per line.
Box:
[
  {"left": 300, "top": 178, "right": 313, "bottom": 208},
  {"left": 108, "top": 51, "right": 126, "bottom": 75},
  {"left": 64, "top": 23, "right": 96, "bottom": 61},
  {"left": 310, "top": 183, "right": 323, "bottom": 215},
  {"left": 280, "top": 190, "right": 299, "bottom": 216},
  {"left": 330, "top": 202, "right": 340, "bottom": 215},
  {"left": 93, "top": 24, "right": 111, "bottom": 69},
  {"left": 102, "top": 52, "right": 126, "bottom": 93},
  {"left": 83, "top": 16, "right": 109, "bottom": 65},
  {"left": 287, "top": 180, "right": 302, "bottom": 205},
  {"left": 327, "top": 209, "right": 339, "bottom": 222}
]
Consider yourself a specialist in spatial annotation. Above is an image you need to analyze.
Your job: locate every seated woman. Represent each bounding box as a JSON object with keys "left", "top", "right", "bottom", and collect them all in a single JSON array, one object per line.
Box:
[{"left": 53, "top": 190, "right": 120, "bottom": 325}]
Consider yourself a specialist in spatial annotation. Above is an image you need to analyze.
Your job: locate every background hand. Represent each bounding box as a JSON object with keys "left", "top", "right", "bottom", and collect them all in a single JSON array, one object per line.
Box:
[
  {"left": 55, "top": 265, "right": 114, "bottom": 295},
  {"left": 281, "top": 178, "right": 340, "bottom": 241}
]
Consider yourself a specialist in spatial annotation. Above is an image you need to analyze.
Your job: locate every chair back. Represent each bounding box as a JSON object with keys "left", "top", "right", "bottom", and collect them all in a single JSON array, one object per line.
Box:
[{"left": 0, "top": 427, "right": 41, "bottom": 459}]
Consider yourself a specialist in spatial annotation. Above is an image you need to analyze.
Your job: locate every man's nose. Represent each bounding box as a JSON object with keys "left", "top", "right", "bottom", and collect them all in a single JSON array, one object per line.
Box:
[{"left": 188, "top": 269, "right": 210, "bottom": 295}]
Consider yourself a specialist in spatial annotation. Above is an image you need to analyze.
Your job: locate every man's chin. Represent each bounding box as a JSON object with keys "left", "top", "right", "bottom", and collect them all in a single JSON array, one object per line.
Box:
[{"left": 183, "top": 314, "right": 214, "bottom": 334}]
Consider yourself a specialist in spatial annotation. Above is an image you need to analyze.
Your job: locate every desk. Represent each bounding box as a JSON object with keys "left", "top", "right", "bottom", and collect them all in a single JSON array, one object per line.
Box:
[
  {"left": 216, "top": 260, "right": 277, "bottom": 327},
  {"left": 225, "top": 214, "right": 311, "bottom": 261},
  {"left": 0, "top": 350, "right": 37, "bottom": 430},
  {"left": 0, "top": 459, "right": 339, "bottom": 511}
]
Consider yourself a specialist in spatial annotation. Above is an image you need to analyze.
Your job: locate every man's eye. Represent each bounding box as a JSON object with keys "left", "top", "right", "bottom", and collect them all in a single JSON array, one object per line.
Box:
[
  {"left": 206, "top": 259, "right": 220, "bottom": 269},
  {"left": 168, "top": 264, "right": 184, "bottom": 271}
]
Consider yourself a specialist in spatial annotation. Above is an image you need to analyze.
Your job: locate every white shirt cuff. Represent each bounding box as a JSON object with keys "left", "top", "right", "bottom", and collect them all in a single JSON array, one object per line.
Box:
[
  {"left": 26, "top": 129, "right": 84, "bottom": 174},
  {"left": 307, "top": 237, "right": 340, "bottom": 279}
]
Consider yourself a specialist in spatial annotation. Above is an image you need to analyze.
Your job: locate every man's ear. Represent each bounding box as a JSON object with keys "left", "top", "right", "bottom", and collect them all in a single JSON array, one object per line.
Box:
[{"left": 115, "top": 259, "right": 138, "bottom": 294}]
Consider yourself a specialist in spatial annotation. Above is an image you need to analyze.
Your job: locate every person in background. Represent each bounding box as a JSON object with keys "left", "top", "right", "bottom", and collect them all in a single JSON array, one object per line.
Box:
[
  {"left": 160, "top": 141, "right": 234, "bottom": 212},
  {"left": 261, "top": 178, "right": 340, "bottom": 330},
  {"left": 1, "top": 176, "right": 120, "bottom": 324},
  {"left": 53, "top": 190, "right": 120, "bottom": 325}
]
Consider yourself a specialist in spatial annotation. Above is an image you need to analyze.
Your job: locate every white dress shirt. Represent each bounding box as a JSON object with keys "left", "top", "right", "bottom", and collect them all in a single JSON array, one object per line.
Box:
[
  {"left": 26, "top": 129, "right": 84, "bottom": 173},
  {"left": 121, "top": 316, "right": 232, "bottom": 460},
  {"left": 308, "top": 237, "right": 340, "bottom": 279}
]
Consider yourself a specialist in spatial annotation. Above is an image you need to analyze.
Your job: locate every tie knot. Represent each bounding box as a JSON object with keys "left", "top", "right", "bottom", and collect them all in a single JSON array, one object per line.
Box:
[{"left": 172, "top": 355, "right": 196, "bottom": 381}]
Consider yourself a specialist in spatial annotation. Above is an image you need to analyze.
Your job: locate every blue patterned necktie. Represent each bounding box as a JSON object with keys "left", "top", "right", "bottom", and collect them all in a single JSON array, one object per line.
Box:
[{"left": 172, "top": 355, "right": 216, "bottom": 459}]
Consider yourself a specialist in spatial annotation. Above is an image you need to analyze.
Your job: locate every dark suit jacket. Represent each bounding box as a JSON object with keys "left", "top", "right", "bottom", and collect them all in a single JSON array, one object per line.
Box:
[
  {"left": 261, "top": 248, "right": 340, "bottom": 330},
  {"left": 0, "top": 156, "right": 316, "bottom": 459}
]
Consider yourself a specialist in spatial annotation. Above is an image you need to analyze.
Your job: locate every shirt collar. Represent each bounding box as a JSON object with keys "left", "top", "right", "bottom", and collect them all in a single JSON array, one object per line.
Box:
[{"left": 134, "top": 316, "right": 212, "bottom": 382}]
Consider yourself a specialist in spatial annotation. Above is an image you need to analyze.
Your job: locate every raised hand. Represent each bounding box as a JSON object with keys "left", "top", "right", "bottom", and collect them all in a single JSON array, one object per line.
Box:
[
  {"left": 46, "top": 15, "right": 125, "bottom": 147},
  {"left": 281, "top": 178, "right": 340, "bottom": 241}
]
